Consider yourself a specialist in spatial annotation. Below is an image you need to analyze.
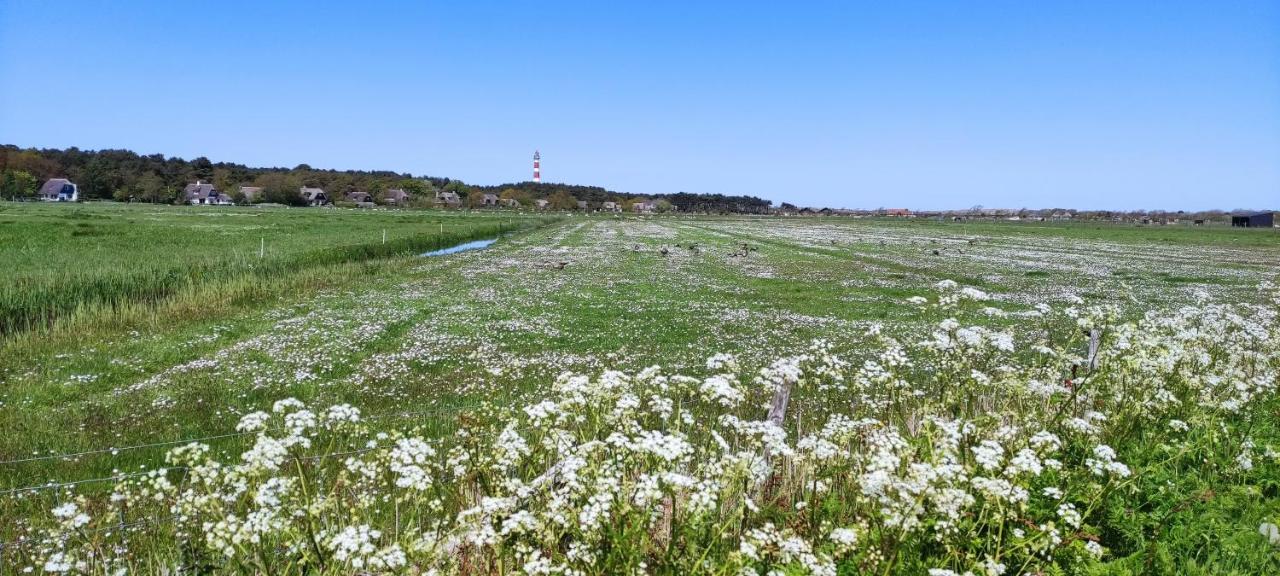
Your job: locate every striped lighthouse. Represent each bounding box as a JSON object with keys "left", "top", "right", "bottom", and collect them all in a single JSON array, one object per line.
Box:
[{"left": 532, "top": 150, "right": 541, "bottom": 183}]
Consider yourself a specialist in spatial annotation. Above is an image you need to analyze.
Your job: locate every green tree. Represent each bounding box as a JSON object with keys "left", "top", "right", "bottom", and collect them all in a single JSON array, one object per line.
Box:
[
  {"left": 255, "top": 172, "right": 305, "bottom": 206},
  {"left": 80, "top": 157, "right": 120, "bottom": 199},
  {"left": 399, "top": 179, "right": 433, "bottom": 200},
  {"left": 548, "top": 190, "right": 577, "bottom": 211},
  {"left": 133, "top": 172, "right": 171, "bottom": 203},
  {"left": 0, "top": 170, "right": 39, "bottom": 199},
  {"left": 191, "top": 157, "right": 214, "bottom": 181},
  {"left": 500, "top": 187, "right": 530, "bottom": 206}
]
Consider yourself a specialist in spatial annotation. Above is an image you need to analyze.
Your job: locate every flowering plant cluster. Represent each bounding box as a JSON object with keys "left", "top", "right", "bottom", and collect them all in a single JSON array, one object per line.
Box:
[{"left": 14, "top": 282, "right": 1280, "bottom": 574}]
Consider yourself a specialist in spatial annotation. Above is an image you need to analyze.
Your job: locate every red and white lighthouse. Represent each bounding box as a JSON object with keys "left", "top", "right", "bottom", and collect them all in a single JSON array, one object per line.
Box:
[{"left": 532, "top": 150, "right": 541, "bottom": 183}]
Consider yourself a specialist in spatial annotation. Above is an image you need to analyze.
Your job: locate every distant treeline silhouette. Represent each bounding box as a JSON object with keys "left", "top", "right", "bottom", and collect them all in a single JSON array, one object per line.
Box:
[{"left": 0, "top": 145, "right": 772, "bottom": 213}]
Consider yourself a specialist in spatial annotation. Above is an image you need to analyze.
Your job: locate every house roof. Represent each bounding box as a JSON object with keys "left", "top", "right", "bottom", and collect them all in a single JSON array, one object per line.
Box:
[
  {"left": 38, "top": 178, "right": 75, "bottom": 196},
  {"left": 184, "top": 182, "right": 219, "bottom": 199}
]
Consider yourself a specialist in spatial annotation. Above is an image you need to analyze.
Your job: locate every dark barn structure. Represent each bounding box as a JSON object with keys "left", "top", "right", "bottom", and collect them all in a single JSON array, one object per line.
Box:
[{"left": 1231, "top": 212, "right": 1275, "bottom": 228}]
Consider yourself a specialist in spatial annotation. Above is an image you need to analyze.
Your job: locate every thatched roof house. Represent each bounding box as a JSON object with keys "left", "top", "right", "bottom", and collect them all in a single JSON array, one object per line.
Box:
[
  {"left": 383, "top": 188, "right": 410, "bottom": 206},
  {"left": 184, "top": 181, "right": 232, "bottom": 205},
  {"left": 38, "top": 178, "right": 78, "bottom": 202},
  {"left": 301, "top": 187, "right": 330, "bottom": 206}
]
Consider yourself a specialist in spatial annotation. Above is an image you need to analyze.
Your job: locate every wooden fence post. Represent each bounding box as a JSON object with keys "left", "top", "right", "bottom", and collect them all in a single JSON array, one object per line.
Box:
[
  {"left": 758, "top": 376, "right": 794, "bottom": 494},
  {"left": 1086, "top": 328, "right": 1102, "bottom": 372}
]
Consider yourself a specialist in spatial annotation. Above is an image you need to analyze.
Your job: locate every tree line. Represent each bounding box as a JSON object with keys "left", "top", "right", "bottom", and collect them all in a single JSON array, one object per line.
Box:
[{"left": 0, "top": 145, "right": 773, "bottom": 213}]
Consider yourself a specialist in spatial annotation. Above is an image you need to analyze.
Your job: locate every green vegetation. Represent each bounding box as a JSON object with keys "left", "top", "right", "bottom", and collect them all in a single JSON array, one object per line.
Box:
[
  {"left": 1, "top": 207, "right": 1278, "bottom": 574},
  {"left": 0, "top": 203, "right": 549, "bottom": 336},
  {"left": 0, "top": 145, "right": 773, "bottom": 213}
]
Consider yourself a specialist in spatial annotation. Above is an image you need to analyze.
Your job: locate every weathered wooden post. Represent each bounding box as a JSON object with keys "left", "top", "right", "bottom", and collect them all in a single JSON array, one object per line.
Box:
[
  {"left": 1086, "top": 328, "right": 1102, "bottom": 372},
  {"left": 759, "top": 375, "right": 794, "bottom": 495}
]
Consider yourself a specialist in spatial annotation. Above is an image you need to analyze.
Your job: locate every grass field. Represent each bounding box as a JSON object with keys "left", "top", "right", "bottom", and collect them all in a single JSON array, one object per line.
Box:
[
  {"left": 0, "top": 203, "right": 547, "bottom": 336},
  {"left": 1, "top": 204, "right": 1279, "bottom": 574}
]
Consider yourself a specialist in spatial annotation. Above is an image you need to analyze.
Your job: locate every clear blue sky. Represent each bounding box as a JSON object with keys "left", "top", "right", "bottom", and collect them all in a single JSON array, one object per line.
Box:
[{"left": 2, "top": 1, "right": 1277, "bottom": 210}]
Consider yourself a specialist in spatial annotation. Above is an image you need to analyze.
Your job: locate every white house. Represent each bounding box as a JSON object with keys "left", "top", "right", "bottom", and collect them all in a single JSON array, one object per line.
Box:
[
  {"left": 184, "top": 181, "right": 233, "bottom": 205},
  {"left": 38, "top": 178, "right": 78, "bottom": 202}
]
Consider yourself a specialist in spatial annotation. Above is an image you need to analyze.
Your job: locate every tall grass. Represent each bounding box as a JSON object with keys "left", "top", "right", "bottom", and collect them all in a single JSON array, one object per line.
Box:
[{"left": 0, "top": 217, "right": 543, "bottom": 338}]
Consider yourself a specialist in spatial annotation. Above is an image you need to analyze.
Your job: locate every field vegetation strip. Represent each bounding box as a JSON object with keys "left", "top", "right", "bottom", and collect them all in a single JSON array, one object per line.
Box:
[{"left": 1, "top": 207, "right": 1279, "bottom": 573}]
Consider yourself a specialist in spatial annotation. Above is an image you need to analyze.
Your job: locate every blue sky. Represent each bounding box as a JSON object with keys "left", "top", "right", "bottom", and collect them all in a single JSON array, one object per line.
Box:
[{"left": 2, "top": 1, "right": 1277, "bottom": 210}]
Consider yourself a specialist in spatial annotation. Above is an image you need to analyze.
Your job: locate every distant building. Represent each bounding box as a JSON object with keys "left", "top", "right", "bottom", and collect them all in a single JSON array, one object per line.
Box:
[
  {"left": 602, "top": 201, "right": 620, "bottom": 212},
  {"left": 882, "top": 208, "right": 911, "bottom": 217},
  {"left": 184, "top": 181, "right": 232, "bottom": 205},
  {"left": 481, "top": 193, "right": 499, "bottom": 206},
  {"left": 301, "top": 187, "right": 330, "bottom": 206},
  {"left": 502, "top": 197, "right": 521, "bottom": 208},
  {"left": 576, "top": 200, "right": 589, "bottom": 210},
  {"left": 239, "top": 186, "right": 262, "bottom": 203},
  {"left": 383, "top": 188, "right": 410, "bottom": 206},
  {"left": 345, "top": 191, "right": 374, "bottom": 204},
  {"left": 632, "top": 200, "right": 655, "bottom": 213},
  {"left": 534, "top": 198, "right": 550, "bottom": 209},
  {"left": 435, "top": 191, "right": 461, "bottom": 207},
  {"left": 1232, "top": 212, "right": 1275, "bottom": 228},
  {"left": 38, "top": 178, "right": 78, "bottom": 202}
]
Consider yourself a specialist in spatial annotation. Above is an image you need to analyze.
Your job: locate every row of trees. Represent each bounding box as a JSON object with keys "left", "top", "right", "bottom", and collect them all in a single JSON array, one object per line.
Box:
[
  {"left": 0, "top": 145, "right": 772, "bottom": 213},
  {"left": 0, "top": 145, "right": 447, "bottom": 205}
]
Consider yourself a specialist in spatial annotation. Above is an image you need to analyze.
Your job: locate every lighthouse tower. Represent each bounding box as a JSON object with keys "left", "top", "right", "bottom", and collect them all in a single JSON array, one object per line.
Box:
[{"left": 532, "top": 150, "right": 541, "bottom": 183}]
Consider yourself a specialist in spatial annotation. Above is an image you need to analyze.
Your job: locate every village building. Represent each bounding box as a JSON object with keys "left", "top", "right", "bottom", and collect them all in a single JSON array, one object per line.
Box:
[
  {"left": 383, "top": 188, "right": 410, "bottom": 206},
  {"left": 601, "top": 201, "right": 620, "bottom": 212},
  {"left": 184, "top": 181, "right": 233, "bottom": 205},
  {"left": 239, "top": 186, "right": 262, "bottom": 203},
  {"left": 1232, "top": 211, "right": 1276, "bottom": 228},
  {"left": 535, "top": 198, "right": 550, "bottom": 209},
  {"left": 38, "top": 178, "right": 78, "bottom": 202},
  {"left": 576, "top": 200, "right": 589, "bottom": 210},
  {"left": 301, "top": 187, "right": 330, "bottom": 206},
  {"left": 435, "top": 190, "right": 462, "bottom": 207},
  {"left": 501, "top": 197, "right": 520, "bottom": 208},
  {"left": 632, "top": 200, "right": 655, "bottom": 213},
  {"left": 345, "top": 191, "right": 374, "bottom": 204},
  {"left": 882, "top": 208, "right": 912, "bottom": 217},
  {"left": 481, "top": 193, "right": 499, "bottom": 206}
]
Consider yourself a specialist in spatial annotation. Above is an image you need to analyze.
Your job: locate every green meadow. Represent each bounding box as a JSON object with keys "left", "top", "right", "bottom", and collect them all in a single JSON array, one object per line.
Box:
[{"left": 1, "top": 203, "right": 1279, "bottom": 574}]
